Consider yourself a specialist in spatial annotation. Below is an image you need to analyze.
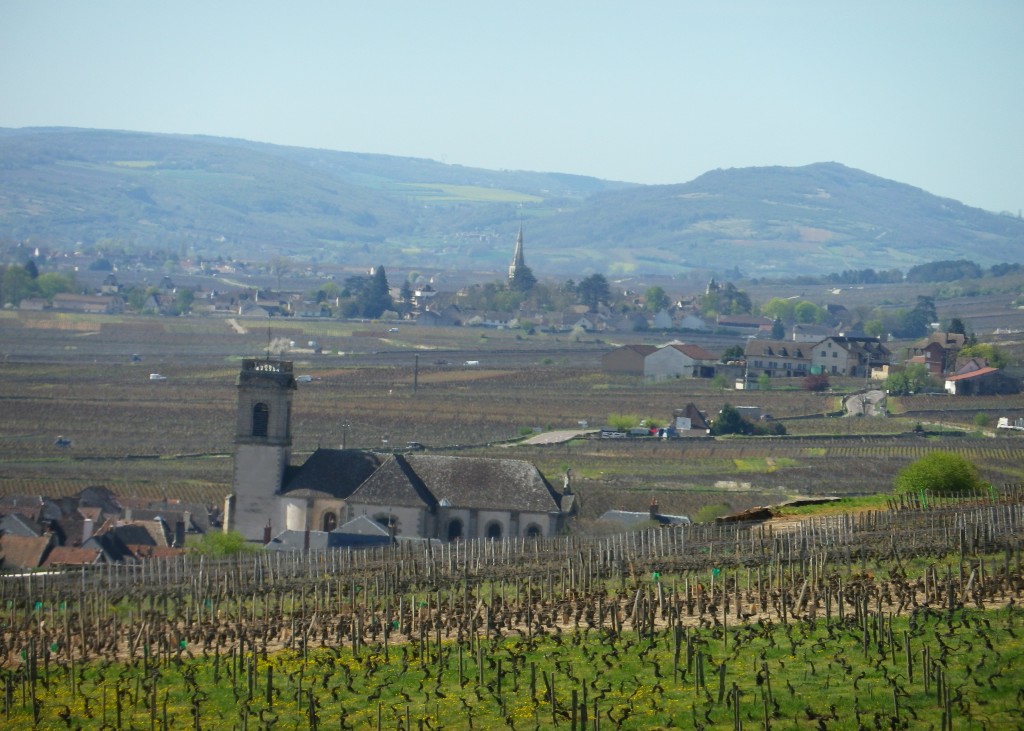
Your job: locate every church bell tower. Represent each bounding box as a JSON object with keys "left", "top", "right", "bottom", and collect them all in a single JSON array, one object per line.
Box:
[{"left": 228, "top": 358, "right": 296, "bottom": 540}]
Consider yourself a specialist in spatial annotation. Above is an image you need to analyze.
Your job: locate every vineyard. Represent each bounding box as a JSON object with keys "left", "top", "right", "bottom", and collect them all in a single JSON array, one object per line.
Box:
[{"left": 2, "top": 499, "right": 1024, "bottom": 728}]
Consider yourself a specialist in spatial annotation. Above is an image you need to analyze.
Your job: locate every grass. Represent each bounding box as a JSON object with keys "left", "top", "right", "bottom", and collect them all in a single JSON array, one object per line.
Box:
[{"left": 4, "top": 606, "right": 1021, "bottom": 729}]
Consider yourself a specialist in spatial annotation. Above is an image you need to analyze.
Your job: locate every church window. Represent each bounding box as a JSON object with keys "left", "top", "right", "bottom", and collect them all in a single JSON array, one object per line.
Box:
[
  {"left": 485, "top": 521, "right": 503, "bottom": 540},
  {"left": 524, "top": 524, "right": 542, "bottom": 538},
  {"left": 252, "top": 403, "right": 269, "bottom": 437},
  {"left": 322, "top": 512, "right": 337, "bottom": 532},
  {"left": 447, "top": 519, "right": 464, "bottom": 542}
]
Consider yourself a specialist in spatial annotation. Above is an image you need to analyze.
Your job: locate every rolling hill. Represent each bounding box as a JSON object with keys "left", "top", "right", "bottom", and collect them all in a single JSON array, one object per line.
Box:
[{"left": 1, "top": 127, "right": 1021, "bottom": 278}]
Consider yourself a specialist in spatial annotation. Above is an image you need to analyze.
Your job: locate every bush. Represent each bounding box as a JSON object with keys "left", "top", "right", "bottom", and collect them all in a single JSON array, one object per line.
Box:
[
  {"left": 893, "top": 452, "right": 985, "bottom": 496},
  {"left": 803, "top": 374, "right": 830, "bottom": 392},
  {"left": 191, "top": 530, "right": 258, "bottom": 556}
]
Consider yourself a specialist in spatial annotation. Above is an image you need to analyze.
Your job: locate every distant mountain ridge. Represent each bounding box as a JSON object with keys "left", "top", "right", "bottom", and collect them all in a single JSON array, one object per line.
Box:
[{"left": 1, "top": 127, "right": 1021, "bottom": 278}]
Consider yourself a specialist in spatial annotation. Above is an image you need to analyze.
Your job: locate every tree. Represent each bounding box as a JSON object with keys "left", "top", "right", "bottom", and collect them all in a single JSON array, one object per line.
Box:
[
  {"left": 959, "top": 343, "right": 1009, "bottom": 369},
  {"left": 191, "top": 530, "right": 258, "bottom": 556},
  {"left": 360, "top": 266, "right": 393, "bottom": 318},
  {"left": 711, "top": 374, "right": 729, "bottom": 392},
  {"left": 720, "top": 345, "right": 744, "bottom": 362},
  {"left": 509, "top": 264, "right": 537, "bottom": 293},
  {"left": 884, "top": 363, "right": 934, "bottom": 395},
  {"left": 757, "top": 373, "right": 772, "bottom": 391},
  {"left": 1, "top": 264, "right": 34, "bottom": 305},
  {"left": 710, "top": 404, "right": 754, "bottom": 436},
  {"left": 606, "top": 413, "right": 639, "bottom": 431},
  {"left": 399, "top": 279, "right": 414, "bottom": 303},
  {"left": 577, "top": 274, "right": 611, "bottom": 311},
  {"left": 893, "top": 452, "right": 985, "bottom": 496},
  {"left": 771, "top": 318, "right": 785, "bottom": 340},
  {"left": 946, "top": 317, "right": 967, "bottom": 335},
  {"left": 644, "top": 286, "right": 670, "bottom": 312}
]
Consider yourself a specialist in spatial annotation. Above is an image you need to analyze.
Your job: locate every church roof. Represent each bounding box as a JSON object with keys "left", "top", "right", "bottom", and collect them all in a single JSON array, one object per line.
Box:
[
  {"left": 348, "top": 454, "right": 564, "bottom": 513},
  {"left": 281, "top": 449, "right": 384, "bottom": 499}
]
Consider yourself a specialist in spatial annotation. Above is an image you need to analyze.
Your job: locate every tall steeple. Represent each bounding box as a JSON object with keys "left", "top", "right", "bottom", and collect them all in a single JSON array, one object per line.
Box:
[{"left": 508, "top": 223, "right": 526, "bottom": 281}]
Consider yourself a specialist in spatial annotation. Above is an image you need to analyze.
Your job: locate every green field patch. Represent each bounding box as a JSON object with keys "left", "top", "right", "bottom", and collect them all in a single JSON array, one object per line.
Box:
[
  {"left": 733, "top": 457, "right": 797, "bottom": 472},
  {"left": 398, "top": 182, "right": 542, "bottom": 203}
]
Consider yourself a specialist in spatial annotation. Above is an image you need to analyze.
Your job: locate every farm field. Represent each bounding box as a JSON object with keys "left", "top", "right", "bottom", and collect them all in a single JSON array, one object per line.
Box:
[
  {"left": 2, "top": 312, "right": 1024, "bottom": 728},
  {"left": 2, "top": 502, "right": 1024, "bottom": 729},
  {"left": 1, "top": 312, "right": 1023, "bottom": 521}
]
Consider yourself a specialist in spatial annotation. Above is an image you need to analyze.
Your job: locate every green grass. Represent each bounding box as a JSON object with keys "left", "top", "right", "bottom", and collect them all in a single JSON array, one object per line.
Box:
[{"left": 4, "top": 607, "right": 1021, "bottom": 729}]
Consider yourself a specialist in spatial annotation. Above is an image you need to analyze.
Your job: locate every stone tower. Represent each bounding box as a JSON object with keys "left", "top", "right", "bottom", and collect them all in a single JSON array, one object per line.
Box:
[
  {"left": 228, "top": 358, "right": 296, "bottom": 540},
  {"left": 508, "top": 223, "right": 526, "bottom": 281}
]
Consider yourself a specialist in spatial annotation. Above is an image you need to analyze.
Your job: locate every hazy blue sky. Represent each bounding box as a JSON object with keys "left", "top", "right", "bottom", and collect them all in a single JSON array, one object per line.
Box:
[{"left": 2, "top": 2, "right": 1021, "bottom": 213}]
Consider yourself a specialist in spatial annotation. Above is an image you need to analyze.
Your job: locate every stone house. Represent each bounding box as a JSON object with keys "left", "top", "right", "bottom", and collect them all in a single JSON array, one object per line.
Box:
[
  {"left": 644, "top": 343, "right": 718, "bottom": 380},
  {"left": 811, "top": 336, "right": 890, "bottom": 377},
  {"left": 744, "top": 340, "right": 811, "bottom": 378}
]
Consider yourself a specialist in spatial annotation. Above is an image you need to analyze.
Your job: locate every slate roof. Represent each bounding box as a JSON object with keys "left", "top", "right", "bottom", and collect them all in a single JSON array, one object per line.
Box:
[
  {"left": 281, "top": 449, "right": 384, "bottom": 499},
  {"left": 348, "top": 454, "right": 564, "bottom": 513}
]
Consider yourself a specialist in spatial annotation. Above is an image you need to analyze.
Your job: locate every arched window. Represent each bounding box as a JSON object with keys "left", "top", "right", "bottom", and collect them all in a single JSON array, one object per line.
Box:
[
  {"left": 322, "top": 512, "right": 337, "bottom": 532},
  {"left": 447, "top": 519, "right": 464, "bottom": 542},
  {"left": 524, "top": 524, "right": 542, "bottom": 539},
  {"left": 485, "top": 522, "right": 502, "bottom": 540},
  {"left": 252, "top": 403, "right": 269, "bottom": 437}
]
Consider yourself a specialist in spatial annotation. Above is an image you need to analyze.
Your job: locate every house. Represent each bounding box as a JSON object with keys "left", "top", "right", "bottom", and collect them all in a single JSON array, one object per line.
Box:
[
  {"left": 51, "top": 293, "right": 124, "bottom": 314},
  {"left": 909, "top": 332, "right": 966, "bottom": 377},
  {"left": 598, "top": 500, "right": 690, "bottom": 529},
  {"left": 944, "top": 366, "right": 1020, "bottom": 396},
  {"left": 671, "top": 403, "right": 711, "bottom": 433},
  {"left": 791, "top": 323, "right": 835, "bottom": 343},
  {"left": 227, "top": 358, "right": 575, "bottom": 543},
  {"left": 744, "top": 340, "right": 811, "bottom": 378},
  {"left": 0, "top": 533, "right": 55, "bottom": 570},
  {"left": 644, "top": 343, "right": 718, "bottom": 380},
  {"left": 811, "top": 336, "right": 890, "bottom": 377},
  {"left": 602, "top": 344, "right": 657, "bottom": 376},
  {"left": 716, "top": 314, "right": 773, "bottom": 334}
]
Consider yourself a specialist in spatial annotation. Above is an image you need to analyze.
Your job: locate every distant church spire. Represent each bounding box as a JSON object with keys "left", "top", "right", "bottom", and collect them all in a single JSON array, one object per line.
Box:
[{"left": 508, "top": 223, "right": 526, "bottom": 281}]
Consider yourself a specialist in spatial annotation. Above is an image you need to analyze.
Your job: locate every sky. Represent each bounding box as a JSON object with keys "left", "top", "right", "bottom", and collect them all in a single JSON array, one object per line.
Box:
[{"left": 2, "top": 1, "right": 1022, "bottom": 213}]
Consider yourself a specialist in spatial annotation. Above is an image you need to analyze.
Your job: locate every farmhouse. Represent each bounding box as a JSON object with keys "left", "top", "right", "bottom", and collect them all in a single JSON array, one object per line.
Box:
[
  {"left": 644, "top": 342, "right": 718, "bottom": 380},
  {"left": 743, "top": 340, "right": 811, "bottom": 378},
  {"left": 228, "top": 358, "right": 575, "bottom": 543},
  {"left": 944, "top": 365, "right": 1020, "bottom": 396},
  {"left": 811, "top": 336, "right": 891, "bottom": 377}
]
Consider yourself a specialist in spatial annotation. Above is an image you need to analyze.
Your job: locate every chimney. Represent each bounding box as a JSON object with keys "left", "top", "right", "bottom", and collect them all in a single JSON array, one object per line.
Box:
[
  {"left": 222, "top": 494, "right": 234, "bottom": 534},
  {"left": 649, "top": 498, "right": 659, "bottom": 521},
  {"left": 81, "top": 517, "right": 94, "bottom": 543}
]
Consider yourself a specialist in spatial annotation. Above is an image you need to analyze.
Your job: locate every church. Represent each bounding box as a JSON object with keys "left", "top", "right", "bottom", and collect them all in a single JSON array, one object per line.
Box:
[{"left": 227, "top": 358, "right": 575, "bottom": 543}]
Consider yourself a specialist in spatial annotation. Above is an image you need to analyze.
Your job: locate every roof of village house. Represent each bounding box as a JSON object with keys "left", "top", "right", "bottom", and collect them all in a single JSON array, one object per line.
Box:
[
  {"left": 0, "top": 533, "right": 54, "bottom": 570},
  {"left": 606, "top": 344, "right": 658, "bottom": 357},
  {"left": 743, "top": 340, "right": 808, "bottom": 359},
  {"left": 43, "top": 546, "right": 103, "bottom": 567},
  {"left": 945, "top": 366, "right": 999, "bottom": 382},
  {"left": 659, "top": 343, "right": 718, "bottom": 361},
  {"left": 281, "top": 449, "right": 384, "bottom": 499},
  {"left": 348, "top": 454, "right": 565, "bottom": 513}
]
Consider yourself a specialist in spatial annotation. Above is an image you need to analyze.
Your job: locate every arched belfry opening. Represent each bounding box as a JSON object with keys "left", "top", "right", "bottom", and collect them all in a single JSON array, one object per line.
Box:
[{"left": 252, "top": 403, "right": 269, "bottom": 437}]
